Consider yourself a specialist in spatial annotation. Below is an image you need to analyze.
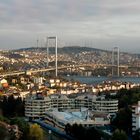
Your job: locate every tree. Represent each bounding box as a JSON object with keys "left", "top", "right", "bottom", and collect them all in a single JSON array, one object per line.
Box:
[
  {"left": 1, "top": 95, "right": 24, "bottom": 117},
  {"left": 0, "top": 115, "right": 10, "bottom": 123},
  {"left": 10, "top": 117, "right": 29, "bottom": 140},
  {"left": 29, "top": 124, "right": 43, "bottom": 140},
  {"left": 0, "top": 125, "right": 10, "bottom": 140},
  {"left": 65, "top": 123, "right": 101, "bottom": 140},
  {"left": 111, "top": 129, "right": 127, "bottom": 140},
  {"left": 133, "top": 129, "right": 140, "bottom": 140},
  {"left": 111, "top": 107, "right": 132, "bottom": 133},
  {"left": 86, "top": 127, "right": 101, "bottom": 140},
  {"left": 15, "top": 97, "right": 24, "bottom": 116},
  {"left": 72, "top": 124, "right": 85, "bottom": 140},
  {"left": 7, "top": 95, "right": 16, "bottom": 116},
  {"left": 0, "top": 119, "right": 17, "bottom": 140},
  {"left": 65, "top": 123, "right": 72, "bottom": 135},
  {"left": 2, "top": 96, "right": 9, "bottom": 117}
]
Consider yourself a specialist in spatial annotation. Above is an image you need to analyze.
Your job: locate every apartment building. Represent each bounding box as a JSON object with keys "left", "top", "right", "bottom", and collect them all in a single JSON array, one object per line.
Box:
[
  {"left": 25, "top": 93, "right": 51, "bottom": 119},
  {"left": 132, "top": 101, "right": 140, "bottom": 135},
  {"left": 75, "top": 95, "right": 118, "bottom": 114},
  {"left": 92, "top": 99, "right": 118, "bottom": 114},
  {"left": 25, "top": 94, "right": 118, "bottom": 119}
]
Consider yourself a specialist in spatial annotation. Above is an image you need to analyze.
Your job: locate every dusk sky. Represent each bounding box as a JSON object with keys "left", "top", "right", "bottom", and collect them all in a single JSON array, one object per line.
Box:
[{"left": 0, "top": 0, "right": 140, "bottom": 53}]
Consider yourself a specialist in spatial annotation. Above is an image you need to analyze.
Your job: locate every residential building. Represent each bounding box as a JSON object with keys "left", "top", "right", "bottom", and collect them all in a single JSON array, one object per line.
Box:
[
  {"left": 25, "top": 93, "right": 118, "bottom": 119},
  {"left": 132, "top": 101, "right": 140, "bottom": 135},
  {"left": 25, "top": 93, "right": 51, "bottom": 119}
]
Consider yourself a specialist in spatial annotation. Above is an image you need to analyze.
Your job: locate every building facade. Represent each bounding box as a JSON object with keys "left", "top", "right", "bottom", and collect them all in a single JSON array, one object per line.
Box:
[
  {"left": 25, "top": 93, "right": 51, "bottom": 119},
  {"left": 25, "top": 94, "right": 118, "bottom": 119},
  {"left": 132, "top": 101, "right": 140, "bottom": 135}
]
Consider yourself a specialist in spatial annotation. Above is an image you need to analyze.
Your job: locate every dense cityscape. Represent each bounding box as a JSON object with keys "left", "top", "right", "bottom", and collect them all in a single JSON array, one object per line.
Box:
[
  {"left": 0, "top": 46, "right": 140, "bottom": 77},
  {"left": 0, "top": 41, "right": 140, "bottom": 140},
  {"left": 0, "top": 0, "right": 140, "bottom": 140}
]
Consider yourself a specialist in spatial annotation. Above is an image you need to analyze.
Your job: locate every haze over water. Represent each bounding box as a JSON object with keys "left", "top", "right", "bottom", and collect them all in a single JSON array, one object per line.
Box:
[{"left": 65, "top": 76, "right": 140, "bottom": 85}]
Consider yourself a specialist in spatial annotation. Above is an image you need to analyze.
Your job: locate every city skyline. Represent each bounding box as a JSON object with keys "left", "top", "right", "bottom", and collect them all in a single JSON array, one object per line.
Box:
[{"left": 0, "top": 0, "right": 140, "bottom": 53}]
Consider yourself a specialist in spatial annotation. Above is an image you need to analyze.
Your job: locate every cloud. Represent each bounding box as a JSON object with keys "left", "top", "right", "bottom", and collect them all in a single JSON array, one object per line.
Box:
[{"left": 0, "top": 0, "right": 140, "bottom": 53}]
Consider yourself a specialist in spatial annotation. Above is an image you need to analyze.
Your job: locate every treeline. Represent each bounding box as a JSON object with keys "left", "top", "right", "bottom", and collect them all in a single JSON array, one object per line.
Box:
[
  {"left": 65, "top": 123, "right": 129, "bottom": 140},
  {"left": 0, "top": 116, "right": 44, "bottom": 140},
  {"left": 0, "top": 95, "right": 24, "bottom": 117},
  {"left": 0, "top": 95, "right": 44, "bottom": 140},
  {"left": 117, "top": 88, "right": 140, "bottom": 107},
  {"left": 65, "top": 123, "right": 102, "bottom": 140},
  {"left": 110, "top": 87, "right": 140, "bottom": 139}
]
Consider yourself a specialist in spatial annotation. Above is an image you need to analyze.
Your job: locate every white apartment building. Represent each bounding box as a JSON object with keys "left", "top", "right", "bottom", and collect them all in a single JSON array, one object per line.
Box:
[
  {"left": 75, "top": 95, "right": 118, "bottom": 114},
  {"left": 25, "top": 93, "right": 51, "bottom": 119},
  {"left": 25, "top": 94, "right": 118, "bottom": 119},
  {"left": 50, "top": 95, "right": 70, "bottom": 110},
  {"left": 92, "top": 100, "right": 118, "bottom": 114},
  {"left": 132, "top": 101, "right": 140, "bottom": 135}
]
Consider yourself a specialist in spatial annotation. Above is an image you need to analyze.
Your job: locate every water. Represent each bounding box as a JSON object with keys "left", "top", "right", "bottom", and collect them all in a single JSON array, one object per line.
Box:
[{"left": 65, "top": 76, "right": 140, "bottom": 85}]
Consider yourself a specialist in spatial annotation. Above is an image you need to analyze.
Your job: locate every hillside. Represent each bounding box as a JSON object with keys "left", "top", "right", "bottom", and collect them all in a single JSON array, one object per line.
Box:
[
  {"left": 0, "top": 46, "right": 139, "bottom": 72},
  {"left": 16, "top": 46, "right": 109, "bottom": 54}
]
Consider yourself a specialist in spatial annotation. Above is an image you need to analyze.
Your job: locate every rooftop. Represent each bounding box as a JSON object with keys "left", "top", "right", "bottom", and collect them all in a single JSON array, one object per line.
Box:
[{"left": 45, "top": 108, "right": 110, "bottom": 125}]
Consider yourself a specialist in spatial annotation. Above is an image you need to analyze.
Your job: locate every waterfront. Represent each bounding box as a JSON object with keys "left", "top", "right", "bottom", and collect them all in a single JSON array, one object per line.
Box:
[{"left": 65, "top": 76, "right": 140, "bottom": 85}]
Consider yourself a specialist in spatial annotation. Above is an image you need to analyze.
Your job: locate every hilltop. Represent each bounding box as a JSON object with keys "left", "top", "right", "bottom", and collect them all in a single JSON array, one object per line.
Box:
[{"left": 17, "top": 46, "right": 108, "bottom": 54}]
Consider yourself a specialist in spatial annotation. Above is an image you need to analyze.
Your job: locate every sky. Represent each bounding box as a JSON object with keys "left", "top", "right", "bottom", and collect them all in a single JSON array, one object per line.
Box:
[{"left": 0, "top": 0, "right": 140, "bottom": 53}]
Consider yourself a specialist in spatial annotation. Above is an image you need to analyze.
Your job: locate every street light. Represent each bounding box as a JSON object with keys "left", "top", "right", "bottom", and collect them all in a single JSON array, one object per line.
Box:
[{"left": 48, "top": 130, "right": 52, "bottom": 140}]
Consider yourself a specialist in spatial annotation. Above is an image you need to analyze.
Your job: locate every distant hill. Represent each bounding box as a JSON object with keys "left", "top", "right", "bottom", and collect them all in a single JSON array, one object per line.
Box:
[
  {"left": 0, "top": 46, "right": 138, "bottom": 71},
  {"left": 59, "top": 46, "right": 109, "bottom": 54},
  {"left": 16, "top": 46, "right": 110, "bottom": 54},
  {"left": 16, "top": 46, "right": 140, "bottom": 57}
]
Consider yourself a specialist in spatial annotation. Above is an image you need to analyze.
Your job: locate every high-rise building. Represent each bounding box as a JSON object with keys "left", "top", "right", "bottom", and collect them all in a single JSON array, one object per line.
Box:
[{"left": 132, "top": 101, "right": 140, "bottom": 135}]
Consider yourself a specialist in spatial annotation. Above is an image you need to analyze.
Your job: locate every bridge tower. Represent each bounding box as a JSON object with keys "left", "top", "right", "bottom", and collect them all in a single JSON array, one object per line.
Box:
[
  {"left": 36, "top": 38, "right": 39, "bottom": 52},
  {"left": 46, "top": 36, "right": 58, "bottom": 77},
  {"left": 45, "top": 38, "right": 49, "bottom": 67},
  {"left": 112, "top": 47, "right": 120, "bottom": 77}
]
